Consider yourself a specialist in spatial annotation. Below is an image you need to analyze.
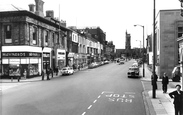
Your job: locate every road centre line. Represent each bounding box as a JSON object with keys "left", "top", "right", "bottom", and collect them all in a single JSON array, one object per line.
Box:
[
  {"left": 98, "top": 95, "right": 101, "bottom": 98},
  {"left": 87, "top": 105, "right": 92, "bottom": 109},
  {"left": 93, "top": 100, "right": 97, "bottom": 103},
  {"left": 81, "top": 112, "right": 86, "bottom": 115}
]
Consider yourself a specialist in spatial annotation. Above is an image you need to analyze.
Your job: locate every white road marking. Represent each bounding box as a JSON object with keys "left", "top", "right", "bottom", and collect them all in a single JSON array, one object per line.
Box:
[
  {"left": 88, "top": 105, "right": 92, "bottom": 109},
  {"left": 102, "top": 91, "right": 114, "bottom": 94},
  {"left": 98, "top": 95, "right": 101, "bottom": 98},
  {"left": 82, "top": 112, "right": 86, "bottom": 115},
  {"left": 93, "top": 100, "right": 97, "bottom": 103},
  {"left": 124, "top": 92, "right": 136, "bottom": 94}
]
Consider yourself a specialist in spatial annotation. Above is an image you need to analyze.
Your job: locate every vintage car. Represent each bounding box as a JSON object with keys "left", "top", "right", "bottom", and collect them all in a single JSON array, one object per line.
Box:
[
  {"left": 60, "top": 67, "right": 74, "bottom": 75},
  {"left": 127, "top": 66, "right": 140, "bottom": 78}
]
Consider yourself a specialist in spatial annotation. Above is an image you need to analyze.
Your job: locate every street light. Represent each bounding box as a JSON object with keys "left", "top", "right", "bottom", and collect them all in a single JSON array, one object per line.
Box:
[
  {"left": 152, "top": 0, "right": 156, "bottom": 98},
  {"left": 134, "top": 24, "right": 145, "bottom": 78},
  {"left": 1, "top": 32, "right": 2, "bottom": 78}
]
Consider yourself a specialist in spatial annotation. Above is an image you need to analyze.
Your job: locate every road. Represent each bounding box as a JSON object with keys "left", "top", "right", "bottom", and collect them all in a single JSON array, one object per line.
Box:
[{"left": 2, "top": 60, "right": 146, "bottom": 115}]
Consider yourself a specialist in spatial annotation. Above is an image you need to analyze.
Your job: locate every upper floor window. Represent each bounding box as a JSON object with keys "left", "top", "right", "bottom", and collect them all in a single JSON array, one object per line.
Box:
[
  {"left": 178, "top": 27, "right": 183, "bottom": 38},
  {"left": 45, "top": 31, "right": 49, "bottom": 46},
  {"left": 32, "top": 27, "right": 37, "bottom": 45},
  {"left": 4, "top": 25, "right": 12, "bottom": 43}
]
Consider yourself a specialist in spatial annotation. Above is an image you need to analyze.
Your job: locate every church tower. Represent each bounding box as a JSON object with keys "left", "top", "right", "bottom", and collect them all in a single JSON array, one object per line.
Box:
[{"left": 125, "top": 30, "right": 131, "bottom": 50}]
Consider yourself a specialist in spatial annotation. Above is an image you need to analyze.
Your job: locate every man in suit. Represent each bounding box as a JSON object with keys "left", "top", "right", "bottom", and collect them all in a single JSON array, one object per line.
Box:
[
  {"left": 169, "top": 84, "right": 183, "bottom": 115},
  {"left": 162, "top": 72, "right": 169, "bottom": 93}
]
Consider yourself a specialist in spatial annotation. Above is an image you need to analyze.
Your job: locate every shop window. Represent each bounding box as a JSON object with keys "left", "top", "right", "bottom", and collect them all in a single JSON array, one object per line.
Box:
[
  {"left": 33, "top": 27, "right": 37, "bottom": 45},
  {"left": 178, "top": 27, "right": 183, "bottom": 38},
  {"left": 4, "top": 25, "right": 12, "bottom": 43}
]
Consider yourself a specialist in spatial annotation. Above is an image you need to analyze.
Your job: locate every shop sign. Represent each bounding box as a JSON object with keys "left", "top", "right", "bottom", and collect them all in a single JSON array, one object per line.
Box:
[
  {"left": 43, "top": 53, "right": 50, "bottom": 57},
  {"left": 2, "top": 52, "right": 41, "bottom": 57}
]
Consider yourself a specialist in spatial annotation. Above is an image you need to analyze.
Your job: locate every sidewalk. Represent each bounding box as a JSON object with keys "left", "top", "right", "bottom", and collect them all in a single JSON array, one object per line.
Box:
[{"left": 140, "top": 63, "right": 181, "bottom": 115}]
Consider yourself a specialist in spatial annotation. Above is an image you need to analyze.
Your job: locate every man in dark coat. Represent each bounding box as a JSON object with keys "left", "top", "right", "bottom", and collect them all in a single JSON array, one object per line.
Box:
[
  {"left": 162, "top": 72, "right": 169, "bottom": 93},
  {"left": 151, "top": 72, "right": 158, "bottom": 90},
  {"left": 169, "top": 84, "right": 183, "bottom": 115},
  {"left": 46, "top": 68, "right": 50, "bottom": 80}
]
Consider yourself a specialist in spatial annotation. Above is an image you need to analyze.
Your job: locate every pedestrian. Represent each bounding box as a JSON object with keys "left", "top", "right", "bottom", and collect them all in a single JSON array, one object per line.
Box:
[
  {"left": 46, "top": 68, "right": 50, "bottom": 80},
  {"left": 169, "top": 84, "right": 183, "bottom": 115},
  {"left": 151, "top": 72, "right": 158, "bottom": 90},
  {"left": 55, "top": 66, "right": 58, "bottom": 76},
  {"left": 162, "top": 72, "right": 169, "bottom": 93},
  {"left": 50, "top": 68, "right": 53, "bottom": 78},
  {"left": 41, "top": 70, "right": 44, "bottom": 80},
  {"left": 23, "top": 69, "right": 27, "bottom": 79}
]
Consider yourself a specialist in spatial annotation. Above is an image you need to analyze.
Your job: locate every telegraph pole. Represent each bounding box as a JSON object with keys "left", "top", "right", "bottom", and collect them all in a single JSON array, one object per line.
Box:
[{"left": 152, "top": 0, "right": 156, "bottom": 98}]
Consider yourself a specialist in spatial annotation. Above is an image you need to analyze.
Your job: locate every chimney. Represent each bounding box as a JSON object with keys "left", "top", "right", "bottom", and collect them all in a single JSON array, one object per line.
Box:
[
  {"left": 28, "top": 4, "right": 35, "bottom": 13},
  {"left": 35, "top": 0, "right": 44, "bottom": 17},
  {"left": 46, "top": 10, "right": 54, "bottom": 18}
]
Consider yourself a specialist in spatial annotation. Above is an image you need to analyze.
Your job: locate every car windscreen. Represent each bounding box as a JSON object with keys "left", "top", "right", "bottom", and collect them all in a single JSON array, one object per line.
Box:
[{"left": 129, "top": 68, "right": 139, "bottom": 71}]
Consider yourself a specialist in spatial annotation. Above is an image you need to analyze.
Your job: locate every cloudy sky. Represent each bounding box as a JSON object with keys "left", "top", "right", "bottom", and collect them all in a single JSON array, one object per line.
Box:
[{"left": 0, "top": 0, "right": 180, "bottom": 49}]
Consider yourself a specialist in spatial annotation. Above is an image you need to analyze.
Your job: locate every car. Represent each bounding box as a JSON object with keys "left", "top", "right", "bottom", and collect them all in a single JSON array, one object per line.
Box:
[
  {"left": 119, "top": 61, "right": 125, "bottom": 65},
  {"left": 127, "top": 66, "right": 140, "bottom": 78},
  {"left": 60, "top": 67, "right": 74, "bottom": 75}
]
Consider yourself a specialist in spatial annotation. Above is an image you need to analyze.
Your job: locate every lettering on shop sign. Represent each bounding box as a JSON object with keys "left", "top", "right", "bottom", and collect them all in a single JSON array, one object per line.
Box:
[
  {"left": 104, "top": 92, "right": 135, "bottom": 103},
  {"left": 2, "top": 52, "right": 41, "bottom": 57},
  {"left": 43, "top": 53, "right": 50, "bottom": 57}
]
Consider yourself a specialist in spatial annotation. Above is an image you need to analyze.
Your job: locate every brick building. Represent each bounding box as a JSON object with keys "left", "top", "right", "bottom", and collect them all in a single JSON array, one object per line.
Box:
[{"left": 0, "top": 0, "right": 70, "bottom": 78}]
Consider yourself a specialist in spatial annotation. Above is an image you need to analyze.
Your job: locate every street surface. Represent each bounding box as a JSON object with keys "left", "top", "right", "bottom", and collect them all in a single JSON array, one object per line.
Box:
[{"left": 2, "top": 60, "right": 146, "bottom": 115}]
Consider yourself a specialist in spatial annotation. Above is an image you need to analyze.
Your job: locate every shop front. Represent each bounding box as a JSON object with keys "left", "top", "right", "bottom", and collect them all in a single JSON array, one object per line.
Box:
[
  {"left": 2, "top": 52, "right": 41, "bottom": 78},
  {"left": 57, "top": 49, "right": 66, "bottom": 69},
  {"left": 68, "top": 52, "right": 74, "bottom": 67}
]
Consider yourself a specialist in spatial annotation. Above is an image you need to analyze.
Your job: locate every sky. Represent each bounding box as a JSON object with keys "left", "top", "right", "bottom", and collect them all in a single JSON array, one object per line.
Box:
[{"left": 0, "top": 0, "right": 180, "bottom": 49}]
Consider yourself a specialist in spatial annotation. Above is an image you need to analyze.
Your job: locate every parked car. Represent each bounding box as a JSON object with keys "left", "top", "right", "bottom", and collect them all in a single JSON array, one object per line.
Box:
[
  {"left": 172, "top": 66, "right": 181, "bottom": 82},
  {"left": 60, "top": 67, "right": 74, "bottom": 75},
  {"left": 119, "top": 61, "right": 125, "bottom": 65},
  {"left": 127, "top": 66, "right": 140, "bottom": 78}
]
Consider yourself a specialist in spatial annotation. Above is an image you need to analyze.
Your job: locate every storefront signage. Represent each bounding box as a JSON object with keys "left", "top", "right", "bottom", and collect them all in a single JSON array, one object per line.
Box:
[
  {"left": 43, "top": 53, "right": 50, "bottom": 57},
  {"left": 2, "top": 52, "right": 41, "bottom": 57}
]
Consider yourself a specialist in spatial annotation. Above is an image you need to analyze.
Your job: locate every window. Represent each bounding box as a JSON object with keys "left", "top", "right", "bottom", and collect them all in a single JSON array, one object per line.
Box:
[
  {"left": 33, "top": 27, "right": 37, "bottom": 45},
  {"left": 4, "top": 25, "right": 12, "bottom": 43},
  {"left": 52, "top": 33, "right": 55, "bottom": 44},
  {"left": 45, "top": 31, "right": 48, "bottom": 46},
  {"left": 178, "top": 27, "right": 183, "bottom": 38}
]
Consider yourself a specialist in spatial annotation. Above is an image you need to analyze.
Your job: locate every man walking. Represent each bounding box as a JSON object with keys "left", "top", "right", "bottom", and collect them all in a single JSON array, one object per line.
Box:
[
  {"left": 162, "top": 72, "right": 169, "bottom": 93},
  {"left": 169, "top": 84, "right": 183, "bottom": 115}
]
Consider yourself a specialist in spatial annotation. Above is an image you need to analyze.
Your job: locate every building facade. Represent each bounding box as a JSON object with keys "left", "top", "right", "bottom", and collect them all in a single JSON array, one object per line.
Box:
[
  {"left": 152, "top": 9, "right": 183, "bottom": 78},
  {"left": 0, "top": 0, "right": 69, "bottom": 78}
]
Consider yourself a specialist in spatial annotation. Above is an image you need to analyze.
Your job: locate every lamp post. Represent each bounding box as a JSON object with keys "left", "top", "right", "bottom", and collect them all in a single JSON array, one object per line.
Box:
[
  {"left": 1, "top": 33, "right": 2, "bottom": 78},
  {"left": 134, "top": 24, "right": 145, "bottom": 78},
  {"left": 152, "top": 0, "right": 156, "bottom": 98}
]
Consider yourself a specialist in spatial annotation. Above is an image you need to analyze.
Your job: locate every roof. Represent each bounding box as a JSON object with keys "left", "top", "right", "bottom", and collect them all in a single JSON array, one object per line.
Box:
[{"left": 0, "top": 7, "right": 71, "bottom": 32}]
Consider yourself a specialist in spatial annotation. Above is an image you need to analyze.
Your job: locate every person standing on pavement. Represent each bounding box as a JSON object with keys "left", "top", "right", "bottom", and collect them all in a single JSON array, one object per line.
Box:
[
  {"left": 151, "top": 72, "right": 158, "bottom": 90},
  {"left": 162, "top": 72, "right": 169, "bottom": 93},
  {"left": 41, "top": 70, "right": 44, "bottom": 80},
  {"left": 169, "top": 84, "right": 183, "bottom": 115},
  {"left": 55, "top": 66, "right": 59, "bottom": 76},
  {"left": 50, "top": 68, "right": 53, "bottom": 78},
  {"left": 46, "top": 68, "right": 50, "bottom": 80}
]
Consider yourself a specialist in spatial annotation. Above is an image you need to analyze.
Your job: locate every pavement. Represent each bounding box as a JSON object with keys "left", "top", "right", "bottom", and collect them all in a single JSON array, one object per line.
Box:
[{"left": 140, "top": 63, "right": 182, "bottom": 115}]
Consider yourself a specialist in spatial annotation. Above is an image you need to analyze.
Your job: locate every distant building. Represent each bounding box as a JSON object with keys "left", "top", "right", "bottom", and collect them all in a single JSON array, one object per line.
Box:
[{"left": 125, "top": 30, "right": 131, "bottom": 57}]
